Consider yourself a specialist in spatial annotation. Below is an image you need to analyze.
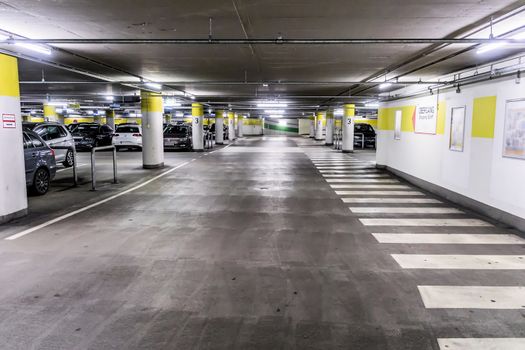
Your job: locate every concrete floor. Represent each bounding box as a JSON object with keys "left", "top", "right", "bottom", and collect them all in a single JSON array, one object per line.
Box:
[{"left": 0, "top": 136, "right": 524, "bottom": 349}]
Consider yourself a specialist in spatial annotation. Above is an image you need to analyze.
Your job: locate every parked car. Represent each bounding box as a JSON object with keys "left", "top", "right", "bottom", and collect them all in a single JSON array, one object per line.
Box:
[
  {"left": 113, "top": 124, "right": 142, "bottom": 150},
  {"left": 163, "top": 124, "right": 192, "bottom": 150},
  {"left": 69, "top": 123, "right": 114, "bottom": 150},
  {"left": 354, "top": 123, "right": 376, "bottom": 148},
  {"left": 23, "top": 122, "right": 75, "bottom": 167},
  {"left": 23, "top": 129, "right": 57, "bottom": 195}
]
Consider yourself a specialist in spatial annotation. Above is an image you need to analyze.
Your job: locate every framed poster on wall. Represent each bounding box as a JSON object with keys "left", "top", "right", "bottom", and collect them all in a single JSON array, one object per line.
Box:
[
  {"left": 394, "top": 110, "right": 402, "bottom": 140},
  {"left": 449, "top": 106, "right": 466, "bottom": 152},
  {"left": 415, "top": 105, "right": 437, "bottom": 134},
  {"left": 503, "top": 99, "right": 525, "bottom": 160}
]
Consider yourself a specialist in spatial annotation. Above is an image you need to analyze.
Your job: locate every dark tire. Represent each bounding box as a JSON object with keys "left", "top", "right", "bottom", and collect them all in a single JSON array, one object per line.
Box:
[
  {"left": 31, "top": 168, "right": 50, "bottom": 195},
  {"left": 62, "top": 149, "right": 74, "bottom": 167}
]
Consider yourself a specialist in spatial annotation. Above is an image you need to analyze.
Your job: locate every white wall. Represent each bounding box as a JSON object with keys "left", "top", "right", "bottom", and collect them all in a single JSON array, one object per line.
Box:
[
  {"left": 242, "top": 124, "right": 263, "bottom": 135},
  {"left": 377, "top": 76, "right": 525, "bottom": 220}
]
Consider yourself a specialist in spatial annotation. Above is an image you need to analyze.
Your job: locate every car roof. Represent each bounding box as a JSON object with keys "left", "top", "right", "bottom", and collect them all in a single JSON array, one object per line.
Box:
[{"left": 23, "top": 129, "right": 50, "bottom": 146}]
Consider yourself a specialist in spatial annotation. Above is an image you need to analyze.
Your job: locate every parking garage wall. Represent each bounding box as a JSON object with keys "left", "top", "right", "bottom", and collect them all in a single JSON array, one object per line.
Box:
[{"left": 376, "top": 76, "right": 525, "bottom": 228}]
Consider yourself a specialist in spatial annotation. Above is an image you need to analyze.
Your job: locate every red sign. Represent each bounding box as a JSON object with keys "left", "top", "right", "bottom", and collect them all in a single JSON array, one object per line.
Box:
[{"left": 2, "top": 114, "right": 16, "bottom": 129}]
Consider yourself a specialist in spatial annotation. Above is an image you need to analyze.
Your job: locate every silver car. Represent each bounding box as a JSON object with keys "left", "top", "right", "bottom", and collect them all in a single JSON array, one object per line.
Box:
[
  {"left": 23, "top": 122, "right": 75, "bottom": 167},
  {"left": 23, "top": 130, "right": 57, "bottom": 195}
]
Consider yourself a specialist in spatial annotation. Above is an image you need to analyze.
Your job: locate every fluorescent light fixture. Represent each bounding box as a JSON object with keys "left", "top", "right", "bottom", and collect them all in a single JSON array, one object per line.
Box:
[
  {"left": 264, "top": 109, "right": 285, "bottom": 114},
  {"left": 86, "top": 110, "right": 94, "bottom": 115},
  {"left": 262, "top": 83, "right": 269, "bottom": 87},
  {"left": 190, "top": 95, "right": 196, "bottom": 100},
  {"left": 365, "top": 103, "right": 380, "bottom": 108},
  {"left": 105, "top": 95, "right": 114, "bottom": 101},
  {"left": 145, "top": 82, "right": 162, "bottom": 89},
  {"left": 164, "top": 98, "right": 181, "bottom": 107},
  {"left": 47, "top": 101, "right": 67, "bottom": 107},
  {"left": 477, "top": 32, "right": 525, "bottom": 54},
  {"left": 66, "top": 109, "right": 74, "bottom": 114},
  {"left": 97, "top": 110, "right": 106, "bottom": 116},
  {"left": 278, "top": 120, "right": 287, "bottom": 126},
  {"left": 269, "top": 114, "right": 284, "bottom": 118},
  {"left": 257, "top": 102, "right": 288, "bottom": 108},
  {"left": 379, "top": 83, "right": 392, "bottom": 90},
  {"left": 334, "top": 109, "right": 344, "bottom": 116},
  {"left": 15, "top": 42, "right": 52, "bottom": 55},
  {"left": 175, "top": 111, "right": 184, "bottom": 117},
  {"left": 30, "top": 110, "right": 36, "bottom": 115},
  {"left": 56, "top": 108, "right": 63, "bottom": 113}
]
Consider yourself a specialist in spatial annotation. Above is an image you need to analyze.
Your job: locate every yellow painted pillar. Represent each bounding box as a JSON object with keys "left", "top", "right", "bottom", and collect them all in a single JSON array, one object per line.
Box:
[
  {"left": 192, "top": 103, "right": 204, "bottom": 151},
  {"left": 215, "top": 110, "right": 225, "bottom": 144},
  {"left": 141, "top": 91, "right": 164, "bottom": 168},
  {"left": 315, "top": 111, "right": 325, "bottom": 140},
  {"left": 343, "top": 104, "right": 355, "bottom": 152},
  {"left": 43, "top": 104, "right": 58, "bottom": 123},
  {"left": 0, "top": 53, "right": 27, "bottom": 222},
  {"left": 228, "top": 111, "right": 235, "bottom": 141}
]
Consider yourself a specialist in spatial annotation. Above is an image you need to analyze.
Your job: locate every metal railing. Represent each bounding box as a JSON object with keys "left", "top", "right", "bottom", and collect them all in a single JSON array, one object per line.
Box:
[
  {"left": 333, "top": 129, "right": 342, "bottom": 150},
  {"left": 204, "top": 131, "right": 214, "bottom": 149},
  {"left": 90, "top": 145, "right": 118, "bottom": 191},
  {"left": 355, "top": 133, "right": 365, "bottom": 149}
]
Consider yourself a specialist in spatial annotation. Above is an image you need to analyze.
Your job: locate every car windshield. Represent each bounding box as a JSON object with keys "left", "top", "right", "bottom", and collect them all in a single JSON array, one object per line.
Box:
[
  {"left": 76, "top": 125, "right": 99, "bottom": 132},
  {"left": 164, "top": 125, "right": 188, "bottom": 136},
  {"left": 355, "top": 124, "right": 373, "bottom": 132},
  {"left": 116, "top": 126, "right": 139, "bottom": 133}
]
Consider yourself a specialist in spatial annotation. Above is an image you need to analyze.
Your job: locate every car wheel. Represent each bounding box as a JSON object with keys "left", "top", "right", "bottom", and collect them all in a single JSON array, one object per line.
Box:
[
  {"left": 31, "top": 168, "right": 50, "bottom": 195},
  {"left": 62, "top": 149, "right": 74, "bottom": 167}
]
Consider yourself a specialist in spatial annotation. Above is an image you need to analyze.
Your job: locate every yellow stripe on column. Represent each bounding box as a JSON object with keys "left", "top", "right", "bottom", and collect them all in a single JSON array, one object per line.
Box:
[
  {"left": 326, "top": 111, "right": 334, "bottom": 119},
  {"left": 0, "top": 54, "right": 20, "bottom": 97},
  {"left": 344, "top": 104, "right": 355, "bottom": 117},
  {"left": 216, "top": 110, "right": 225, "bottom": 119},
  {"left": 192, "top": 103, "right": 203, "bottom": 116},
  {"left": 106, "top": 110, "right": 115, "bottom": 118},
  {"left": 227, "top": 111, "right": 234, "bottom": 120},
  {"left": 43, "top": 105, "right": 56, "bottom": 119},
  {"left": 141, "top": 91, "right": 163, "bottom": 113}
]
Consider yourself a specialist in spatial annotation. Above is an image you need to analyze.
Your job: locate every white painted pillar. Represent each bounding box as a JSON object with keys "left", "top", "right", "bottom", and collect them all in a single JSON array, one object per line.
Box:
[
  {"left": 228, "top": 111, "right": 235, "bottom": 141},
  {"left": 342, "top": 104, "right": 355, "bottom": 153},
  {"left": 192, "top": 103, "right": 204, "bottom": 151},
  {"left": 261, "top": 117, "right": 265, "bottom": 135},
  {"left": 215, "top": 110, "right": 225, "bottom": 144},
  {"left": 0, "top": 54, "right": 27, "bottom": 223},
  {"left": 309, "top": 116, "right": 315, "bottom": 138},
  {"left": 315, "top": 111, "right": 325, "bottom": 141},
  {"left": 141, "top": 91, "right": 164, "bottom": 168},
  {"left": 325, "top": 110, "right": 334, "bottom": 145},
  {"left": 238, "top": 115, "right": 244, "bottom": 137}
]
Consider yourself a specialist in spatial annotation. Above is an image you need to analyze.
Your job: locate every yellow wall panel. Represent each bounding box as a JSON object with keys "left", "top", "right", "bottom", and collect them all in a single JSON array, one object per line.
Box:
[
  {"left": 436, "top": 101, "right": 446, "bottom": 135},
  {"left": 472, "top": 96, "right": 497, "bottom": 138},
  {"left": 0, "top": 54, "right": 19, "bottom": 97}
]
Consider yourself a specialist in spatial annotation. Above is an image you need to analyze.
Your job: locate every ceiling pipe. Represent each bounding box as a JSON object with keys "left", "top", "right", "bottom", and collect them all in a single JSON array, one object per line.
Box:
[{"left": 2, "top": 38, "right": 525, "bottom": 45}]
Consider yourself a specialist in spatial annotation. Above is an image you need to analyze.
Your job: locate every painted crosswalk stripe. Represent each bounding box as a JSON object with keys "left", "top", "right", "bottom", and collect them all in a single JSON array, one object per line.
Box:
[
  {"left": 418, "top": 286, "right": 525, "bottom": 309},
  {"left": 326, "top": 179, "right": 398, "bottom": 183},
  {"left": 317, "top": 166, "right": 374, "bottom": 169},
  {"left": 372, "top": 233, "right": 525, "bottom": 244},
  {"left": 337, "top": 191, "right": 424, "bottom": 196},
  {"left": 343, "top": 198, "right": 440, "bottom": 203},
  {"left": 323, "top": 174, "right": 390, "bottom": 178},
  {"left": 360, "top": 218, "right": 492, "bottom": 226},
  {"left": 331, "top": 184, "right": 410, "bottom": 189},
  {"left": 392, "top": 254, "right": 525, "bottom": 269},
  {"left": 437, "top": 338, "right": 525, "bottom": 349},
  {"left": 350, "top": 207, "right": 462, "bottom": 214},
  {"left": 320, "top": 170, "right": 382, "bottom": 174}
]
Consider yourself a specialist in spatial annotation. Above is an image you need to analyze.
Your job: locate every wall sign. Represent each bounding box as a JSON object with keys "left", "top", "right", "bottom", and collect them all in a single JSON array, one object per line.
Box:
[
  {"left": 449, "top": 106, "right": 466, "bottom": 152},
  {"left": 503, "top": 99, "right": 525, "bottom": 160},
  {"left": 2, "top": 114, "right": 16, "bottom": 128},
  {"left": 415, "top": 105, "right": 437, "bottom": 134}
]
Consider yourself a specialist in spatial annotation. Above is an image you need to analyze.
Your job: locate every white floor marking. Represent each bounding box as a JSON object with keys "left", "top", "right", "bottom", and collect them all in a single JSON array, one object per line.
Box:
[
  {"left": 317, "top": 166, "right": 374, "bottom": 169},
  {"left": 360, "top": 218, "right": 492, "bottom": 226},
  {"left": 331, "top": 184, "right": 410, "bottom": 189},
  {"left": 350, "top": 207, "right": 462, "bottom": 214},
  {"left": 56, "top": 163, "right": 87, "bottom": 173},
  {"left": 319, "top": 170, "right": 381, "bottom": 173},
  {"left": 343, "top": 198, "right": 440, "bottom": 203},
  {"left": 5, "top": 161, "right": 192, "bottom": 241},
  {"left": 437, "top": 338, "right": 525, "bottom": 349},
  {"left": 418, "top": 286, "right": 525, "bottom": 309},
  {"left": 326, "top": 179, "right": 398, "bottom": 183},
  {"left": 337, "top": 191, "right": 424, "bottom": 196},
  {"left": 373, "top": 233, "right": 525, "bottom": 244},
  {"left": 392, "top": 254, "right": 525, "bottom": 269},
  {"left": 323, "top": 174, "right": 390, "bottom": 178}
]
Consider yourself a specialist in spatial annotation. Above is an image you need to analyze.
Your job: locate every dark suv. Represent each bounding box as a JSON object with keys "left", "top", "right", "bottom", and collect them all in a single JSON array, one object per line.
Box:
[
  {"left": 354, "top": 123, "right": 376, "bottom": 148},
  {"left": 69, "top": 123, "right": 114, "bottom": 150},
  {"left": 163, "top": 124, "right": 192, "bottom": 150},
  {"left": 23, "top": 130, "right": 57, "bottom": 195}
]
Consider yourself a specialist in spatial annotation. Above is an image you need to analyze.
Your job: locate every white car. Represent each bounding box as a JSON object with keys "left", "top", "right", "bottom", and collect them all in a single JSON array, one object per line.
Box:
[{"left": 112, "top": 124, "right": 142, "bottom": 150}]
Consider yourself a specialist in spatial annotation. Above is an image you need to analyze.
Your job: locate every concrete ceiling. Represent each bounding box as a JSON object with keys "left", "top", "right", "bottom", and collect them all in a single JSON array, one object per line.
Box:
[{"left": 0, "top": 0, "right": 524, "bottom": 111}]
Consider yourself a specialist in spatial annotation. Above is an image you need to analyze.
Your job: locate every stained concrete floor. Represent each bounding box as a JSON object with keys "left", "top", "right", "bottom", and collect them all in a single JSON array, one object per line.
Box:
[{"left": 0, "top": 136, "right": 524, "bottom": 349}]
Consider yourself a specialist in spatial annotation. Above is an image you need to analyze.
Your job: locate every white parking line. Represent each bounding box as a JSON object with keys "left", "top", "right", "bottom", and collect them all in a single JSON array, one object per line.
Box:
[
  {"left": 392, "top": 254, "right": 525, "bottom": 269},
  {"left": 437, "top": 338, "right": 525, "bottom": 349},
  {"left": 319, "top": 170, "right": 381, "bottom": 173},
  {"left": 343, "top": 198, "right": 440, "bottom": 203},
  {"left": 360, "top": 218, "right": 492, "bottom": 226},
  {"left": 418, "top": 286, "right": 525, "bottom": 309},
  {"left": 323, "top": 174, "right": 389, "bottom": 178},
  {"left": 350, "top": 207, "right": 462, "bottom": 214},
  {"left": 336, "top": 191, "right": 424, "bottom": 196},
  {"left": 326, "top": 179, "right": 398, "bottom": 183},
  {"left": 331, "top": 184, "right": 410, "bottom": 189},
  {"left": 372, "top": 233, "right": 525, "bottom": 244},
  {"left": 5, "top": 161, "right": 192, "bottom": 241}
]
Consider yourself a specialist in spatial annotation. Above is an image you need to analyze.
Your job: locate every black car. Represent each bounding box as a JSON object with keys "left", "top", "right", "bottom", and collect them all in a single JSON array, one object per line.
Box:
[
  {"left": 163, "top": 124, "right": 192, "bottom": 150},
  {"left": 354, "top": 123, "right": 376, "bottom": 148},
  {"left": 69, "top": 123, "right": 114, "bottom": 150}
]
